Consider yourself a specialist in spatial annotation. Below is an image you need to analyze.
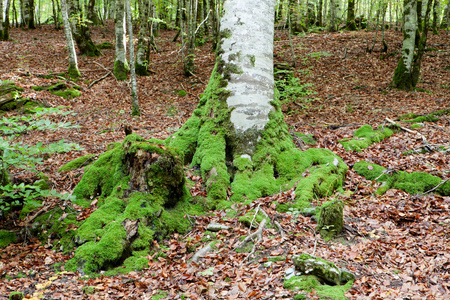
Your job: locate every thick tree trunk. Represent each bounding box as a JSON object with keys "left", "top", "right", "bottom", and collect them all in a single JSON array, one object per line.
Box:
[
  {"left": 167, "top": 0, "right": 347, "bottom": 206},
  {"left": 329, "top": 0, "right": 337, "bottom": 31},
  {"left": 391, "top": 0, "right": 417, "bottom": 90},
  {"left": 441, "top": 3, "right": 449, "bottom": 29},
  {"left": 113, "top": 0, "right": 129, "bottom": 80},
  {"left": 68, "top": 0, "right": 102, "bottom": 56},
  {"left": 23, "top": 0, "right": 35, "bottom": 29},
  {"left": 61, "top": 0, "right": 81, "bottom": 80},
  {"left": 86, "top": 0, "right": 102, "bottom": 25}
]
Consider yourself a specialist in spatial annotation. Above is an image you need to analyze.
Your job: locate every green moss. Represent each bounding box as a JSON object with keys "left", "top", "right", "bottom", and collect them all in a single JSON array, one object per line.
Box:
[
  {"left": 403, "top": 115, "right": 439, "bottom": 123},
  {"left": 8, "top": 291, "right": 23, "bottom": 300},
  {"left": 340, "top": 125, "right": 394, "bottom": 152},
  {"left": 284, "top": 275, "right": 323, "bottom": 292},
  {"left": 152, "top": 291, "right": 169, "bottom": 300},
  {"left": 410, "top": 123, "right": 424, "bottom": 129},
  {"left": 293, "top": 132, "right": 316, "bottom": 145},
  {"left": 0, "top": 230, "right": 17, "bottom": 248},
  {"left": 67, "top": 65, "right": 81, "bottom": 81},
  {"left": 113, "top": 60, "right": 130, "bottom": 81},
  {"left": 317, "top": 200, "right": 344, "bottom": 241},
  {"left": 354, "top": 161, "right": 450, "bottom": 196},
  {"left": 97, "top": 42, "right": 114, "bottom": 49},
  {"left": 52, "top": 88, "right": 82, "bottom": 99},
  {"left": 82, "top": 286, "right": 95, "bottom": 295},
  {"left": 59, "top": 154, "right": 96, "bottom": 172},
  {"left": 238, "top": 210, "right": 269, "bottom": 228}
]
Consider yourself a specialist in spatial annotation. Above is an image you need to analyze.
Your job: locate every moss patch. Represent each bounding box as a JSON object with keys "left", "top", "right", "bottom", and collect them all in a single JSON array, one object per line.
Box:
[
  {"left": 340, "top": 125, "right": 394, "bottom": 152},
  {"left": 58, "top": 154, "right": 96, "bottom": 172},
  {"left": 354, "top": 161, "right": 450, "bottom": 196},
  {"left": 317, "top": 200, "right": 344, "bottom": 241},
  {"left": 0, "top": 230, "right": 17, "bottom": 248}
]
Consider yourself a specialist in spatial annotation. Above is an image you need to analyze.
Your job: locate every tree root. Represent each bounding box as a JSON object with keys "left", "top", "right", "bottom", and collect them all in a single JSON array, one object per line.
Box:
[{"left": 190, "top": 241, "right": 213, "bottom": 266}]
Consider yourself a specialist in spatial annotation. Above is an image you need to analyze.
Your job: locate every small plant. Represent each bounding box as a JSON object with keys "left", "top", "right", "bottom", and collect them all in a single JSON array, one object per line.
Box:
[
  {"left": 275, "top": 69, "right": 316, "bottom": 113},
  {"left": 1, "top": 107, "right": 81, "bottom": 214}
]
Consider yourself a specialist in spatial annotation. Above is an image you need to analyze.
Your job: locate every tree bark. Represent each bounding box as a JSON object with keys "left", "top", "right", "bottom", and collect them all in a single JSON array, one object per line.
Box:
[
  {"left": 391, "top": 0, "right": 417, "bottom": 90},
  {"left": 136, "top": 0, "right": 151, "bottom": 75},
  {"left": 346, "top": 0, "right": 357, "bottom": 30},
  {"left": 113, "top": 0, "right": 129, "bottom": 80},
  {"left": 167, "top": 0, "right": 347, "bottom": 205},
  {"left": 127, "top": 0, "right": 140, "bottom": 115},
  {"left": 61, "top": 0, "right": 81, "bottom": 80}
]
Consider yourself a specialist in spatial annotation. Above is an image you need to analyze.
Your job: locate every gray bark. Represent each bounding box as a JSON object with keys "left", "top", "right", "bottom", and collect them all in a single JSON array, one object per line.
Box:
[
  {"left": 127, "top": 0, "right": 140, "bottom": 115},
  {"left": 61, "top": 0, "right": 81, "bottom": 80},
  {"left": 114, "top": 0, "right": 129, "bottom": 80}
]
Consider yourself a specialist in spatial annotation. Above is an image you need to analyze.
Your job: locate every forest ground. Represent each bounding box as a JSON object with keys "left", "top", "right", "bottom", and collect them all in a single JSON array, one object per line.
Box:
[{"left": 0, "top": 21, "right": 449, "bottom": 299}]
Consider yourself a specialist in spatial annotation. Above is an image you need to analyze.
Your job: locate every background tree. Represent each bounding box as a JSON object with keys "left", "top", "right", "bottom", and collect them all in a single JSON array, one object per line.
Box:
[
  {"left": 441, "top": 1, "right": 449, "bottom": 28},
  {"left": 135, "top": 0, "right": 151, "bottom": 75},
  {"left": 346, "top": 0, "right": 357, "bottom": 30},
  {"left": 127, "top": 0, "right": 140, "bottom": 115},
  {"left": 60, "top": 0, "right": 81, "bottom": 80},
  {"left": 86, "top": 0, "right": 102, "bottom": 25},
  {"left": 21, "top": 0, "right": 35, "bottom": 29},
  {"left": 67, "top": 0, "right": 102, "bottom": 56},
  {"left": 113, "top": 0, "right": 129, "bottom": 80}
]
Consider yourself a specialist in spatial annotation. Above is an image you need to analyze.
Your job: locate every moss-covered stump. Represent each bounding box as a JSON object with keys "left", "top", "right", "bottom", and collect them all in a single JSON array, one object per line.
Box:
[
  {"left": 58, "top": 154, "right": 96, "bottom": 172},
  {"left": 339, "top": 124, "right": 394, "bottom": 152},
  {"left": 354, "top": 161, "right": 450, "bottom": 196},
  {"left": 284, "top": 254, "right": 355, "bottom": 299},
  {"left": 62, "top": 134, "right": 204, "bottom": 275},
  {"left": 317, "top": 200, "right": 344, "bottom": 241},
  {"left": 0, "top": 80, "right": 24, "bottom": 112}
]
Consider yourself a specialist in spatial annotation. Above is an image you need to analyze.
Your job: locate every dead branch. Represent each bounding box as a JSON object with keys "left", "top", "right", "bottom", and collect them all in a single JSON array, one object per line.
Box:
[
  {"left": 88, "top": 71, "right": 112, "bottom": 89},
  {"left": 385, "top": 117, "right": 427, "bottom": 143},
  {"left": 305, "top": 223, "right": 317, "bottom": 255},
  {"left": 235, "top": 218, "right": 267, "bottom": 252},
  {"left": 0, "top": 94, "right": 16, "bottom": 106},
  {"left": 189, "top": 241, "right": 213, "bottom": 265},
  {"left": 418, "top": 178, "right": 449, "bottom": 196},
  {"left": 274, "top": 220, "right": 285, "bottom": 239}
]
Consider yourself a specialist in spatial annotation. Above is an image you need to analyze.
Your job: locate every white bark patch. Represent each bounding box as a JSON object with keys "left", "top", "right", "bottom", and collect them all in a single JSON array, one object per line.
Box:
[
  {"left": 220, "top": 0, "right": 276, "bottom": 133},
  {"left": 402, "top": 0, "right": 418, "bottom": 73}
]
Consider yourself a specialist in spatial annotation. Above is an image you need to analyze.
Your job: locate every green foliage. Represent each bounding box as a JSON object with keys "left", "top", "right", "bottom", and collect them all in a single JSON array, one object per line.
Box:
[
  {"left": 0, "top": 107, "right": 81, "bottom": 214},
  {"left": 0, "top": 230, "right": 17, "bottom": 248},
  {"left": 274, "top": 69, "right": 315, "bottom": 111}
]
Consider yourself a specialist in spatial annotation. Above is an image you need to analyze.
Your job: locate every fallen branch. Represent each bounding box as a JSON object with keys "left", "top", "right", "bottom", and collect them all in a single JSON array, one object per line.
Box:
[
  {"left": 305, "top": 223, "right": 317, "bottom": 255},
  {"left": 385, "top": 117, "right": 427, "bottom": 143},
  {"left": 419, "top": 178, "right": 449, "bottom": 196},
  {"left": 189, "top": 241, "right": 213, "bottom": 265},
  {"left": 235, "top": 218, "right": 267, "bottom": 252},
  {"left": 274, "top": 220, "right": 285, "bottom": 239},
  {"left": 88, "top": 71, "right": 112, "bottom": 89}
]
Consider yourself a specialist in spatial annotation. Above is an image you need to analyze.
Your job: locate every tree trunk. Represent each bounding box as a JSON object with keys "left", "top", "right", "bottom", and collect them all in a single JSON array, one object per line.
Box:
[
  {"left": 136, "top": 0, "right": 151, "bottom": 75},
  {"left": 167, "top": 0, "right": 347, "bottom": 205},
  {"left": 86, "top": 0, "right": 102, "bottom": 25},
  {"left": 113, "top": 0, "right": 129, "bottom": 80},
  {"left": 391, "top": 0, "right": 417, "bottom": 90},
  {"left": 68, "top": 0, "right": 102, "bottom": 56},
  {"left": 329, "top": 0, "right": 337, "bottom": 31},
  {"left": 61, "top": 0, "right": 81, "bottom": 80},
  {"left": 440, "top": 2, "right": 448, "bottom": 29},
  {"left": 346, "top": 0, "right": 357, "bottom": 30},
  {"left": 23, "top": 0, "right": 35, "bottom": 29},
  {"left": 127, "top": 0, "right": 140, "bottom": 115}
]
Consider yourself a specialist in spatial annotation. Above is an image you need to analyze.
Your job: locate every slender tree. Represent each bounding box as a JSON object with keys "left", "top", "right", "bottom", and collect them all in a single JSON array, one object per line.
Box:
[
  {"left": 136, "top": 0, "right": 151, "bottom": 75},
  {"left": 346, "top": 0, "right": 357, "bottom": 30},
  {"left": 61, "top": 0, "right": 81, "bottom": 80},
  {"left": 127, "top": 0, "right": 140, "bottom": 115},
  {"left": 441, "top": 2, "right": 449, "bottom": 29},
  {"left": 113, "top": 0, "right": 129, "bottom": 80},
  {"left": 0, "top": 0, "right": 4, "bottom": 40}
]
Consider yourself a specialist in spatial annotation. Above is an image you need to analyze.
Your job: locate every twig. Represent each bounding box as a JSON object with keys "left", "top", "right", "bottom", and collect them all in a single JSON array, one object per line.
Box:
[
  {"left": 385, "top": 117, "right": 427, "bottom": 143},
  {"left": 88, "top": 71, "right": 112, "bottom": 89},
  {"left": 186, "top": 70, "right": 206, "bottom": 84},
  {"left": 248, "top": 203, "right": 261, "bottom": 233},
  {"left": 343, "top": 74, "right": 354, "bottom": 84},
  {"left": 274, "top": 220, "right": 285, "bottom": 239},
  {"left": 235, "top": 218, "right": 267, "bottom": 251},
  {"left": 341, "top": 47, "right": 347, "bottom": 59},
  {"left": 418, "top": 178, "right": 449, "bottom": 196}
]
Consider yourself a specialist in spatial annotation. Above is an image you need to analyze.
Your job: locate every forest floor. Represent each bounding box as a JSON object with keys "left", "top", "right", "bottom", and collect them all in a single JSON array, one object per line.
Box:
[{"left": 0, "top": 21, "right": 449, "bottom": 299}]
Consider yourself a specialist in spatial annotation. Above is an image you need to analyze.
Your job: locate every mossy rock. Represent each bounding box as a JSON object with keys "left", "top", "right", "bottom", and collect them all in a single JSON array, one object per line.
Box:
[
  {"left": 31, "top": 83, "right": 81, "bottom": 99},
  {"left": 0, "top": 230, "right": 17, "bottom": 248},
  {"left": 58, "top": 154, "right": 96, "bottom": 172},
  {"left": 317, "top": 200, "right": 344, "bottom": 241},
  {"left": 64, "top": 134, "right": 205, "bottom": 275},
  {"left": 8, "top": 292, "right": 24, "bottom": 300},
  {"left": 354, "top": 161, "right": 450, "bottom": 196},
  {"left": 339, "top": 125, "right": 394, "bottom": 152}
]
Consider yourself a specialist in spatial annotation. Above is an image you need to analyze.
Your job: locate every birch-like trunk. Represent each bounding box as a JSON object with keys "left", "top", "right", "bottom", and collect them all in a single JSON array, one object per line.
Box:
[
  {"left": 441, "top": 3, "right": 449, "bottom": 29},
  {"left": 165, "top": 0, "right": 347, "bottom": 209},
  {"left": 61, "top": 0, "right": 81, "bottom": 80},
  {"left": 126, "top": 0, "right": 140, "bottom": 115},
  {"left": 329, "top": 0, "right": 337, "bottom": 31},
  {"left": 391, "top": 0, "right": 417, "bottom": 89},
  {"left": 0, "top": 0, "right": 4, "bottom": 40},
  {"left": 113, "top": 0, "right": 129, "bottom": 80},
  {"left": 136, "top": 0, "right": 150, "bottom": 75}
]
